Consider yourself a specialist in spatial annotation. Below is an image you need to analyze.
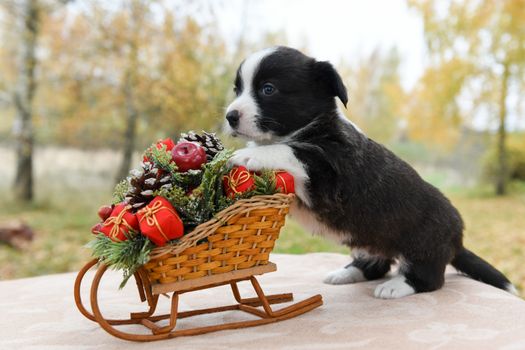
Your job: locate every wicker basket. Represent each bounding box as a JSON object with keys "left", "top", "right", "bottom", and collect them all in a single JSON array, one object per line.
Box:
[
  {"left": 143, "top": 193, "right": 294, "bottom": 285},
  {"left": 74, "top": 192, "right": 324, "bottom": 341}
]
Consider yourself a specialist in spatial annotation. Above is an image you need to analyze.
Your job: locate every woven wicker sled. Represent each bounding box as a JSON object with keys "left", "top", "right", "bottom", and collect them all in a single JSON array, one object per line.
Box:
[{"left": 74, "top": 193, "right": 323, "bottom": 341}]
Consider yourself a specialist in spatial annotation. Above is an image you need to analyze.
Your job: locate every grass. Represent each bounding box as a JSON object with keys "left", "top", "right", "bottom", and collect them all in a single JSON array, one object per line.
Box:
[
  {"left": 0, "top": 189, "right": 110, "bottom": 278},
  {"left": 0, "top": 181, "right": 524, "bottom": 295}
]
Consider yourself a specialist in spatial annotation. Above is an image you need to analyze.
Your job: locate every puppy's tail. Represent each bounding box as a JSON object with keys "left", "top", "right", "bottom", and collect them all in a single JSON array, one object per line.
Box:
[{"left": 451, "top": 248, "right": 518, "bottom": 295}]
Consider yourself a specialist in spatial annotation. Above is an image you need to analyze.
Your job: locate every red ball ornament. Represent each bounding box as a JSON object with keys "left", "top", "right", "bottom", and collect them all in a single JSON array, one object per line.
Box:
[
  {"left": 97, "top": 205, "right": 113, "bottom": 221},
  {"left": 171, "top": 141, "right": 207, "bottom": 172}
]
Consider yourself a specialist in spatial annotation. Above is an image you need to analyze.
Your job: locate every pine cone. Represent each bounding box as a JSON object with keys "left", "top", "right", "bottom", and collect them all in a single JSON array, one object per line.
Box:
[
  {"left": 125, "top": 163, "right": 172, "bottom": 212},
  {"left": 181, "top": 131, "right": 224, "bottom": 161}
]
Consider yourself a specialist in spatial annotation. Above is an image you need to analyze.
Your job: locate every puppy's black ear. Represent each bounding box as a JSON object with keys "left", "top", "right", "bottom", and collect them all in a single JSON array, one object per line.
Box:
[{"left": 313, "top": 61, "right": 348, "bottom": 108}]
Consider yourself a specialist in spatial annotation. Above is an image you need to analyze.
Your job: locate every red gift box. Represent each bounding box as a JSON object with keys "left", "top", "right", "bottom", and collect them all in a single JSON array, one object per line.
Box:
[
  {"left": 100, "top": 203, "right": 139, "bottom": 241},
  {"left": 275, "top": 171, "right": 295, "bottom": 194},
  {"left": 223, "top": 166, "right": 255, "bottom": 197},
  {"left": 137, "top": 196, "right": 184, "bottom": 246}
]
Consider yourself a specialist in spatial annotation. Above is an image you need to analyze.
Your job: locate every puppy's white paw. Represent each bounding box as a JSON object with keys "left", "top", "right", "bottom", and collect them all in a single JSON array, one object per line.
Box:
[
  {"left": 374, "top": 275, "right": 415, "bottom": 299},
  {"left": 246, "top": 157, "right": 263, "bottom": 170},
  {"left": 229, "top": 148, "right": 265, "bottom": 170},
  {"left": 323, "top": 266, "right": 366, "bottom": 285}
]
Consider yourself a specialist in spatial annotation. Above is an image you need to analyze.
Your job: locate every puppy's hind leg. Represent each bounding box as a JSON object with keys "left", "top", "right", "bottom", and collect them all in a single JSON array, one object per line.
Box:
[
  {"left": 324, "top": 249, "right": 392, "bottom": 285},
  {"left": 374, "top": 258, "right": 446, "bottom": 299}
]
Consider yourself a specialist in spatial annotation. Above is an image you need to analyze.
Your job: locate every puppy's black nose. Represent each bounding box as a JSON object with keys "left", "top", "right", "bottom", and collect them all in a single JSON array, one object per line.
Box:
[{"left": 226, "top": 110, "right": 240, "bottom": 128}]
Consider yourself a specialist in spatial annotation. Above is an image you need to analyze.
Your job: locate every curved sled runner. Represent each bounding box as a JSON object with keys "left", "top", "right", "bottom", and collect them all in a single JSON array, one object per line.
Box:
[{"left": 74, "top": 259, "right": 323, "bottom": 341}]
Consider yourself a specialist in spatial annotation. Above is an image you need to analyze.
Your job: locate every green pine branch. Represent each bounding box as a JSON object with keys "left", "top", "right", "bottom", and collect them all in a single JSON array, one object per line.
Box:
[
  {"left": 252, "top": 169, "right": 278, "bottom": 195},
  {"left": 87, "top": 233, "right": 154, "bottom": 288},
  {"left": 144, "top": 144, "right": 178, "bottom": 174},
  {"left": 113, "top": 179, "right": 131, "bottom": 204}
]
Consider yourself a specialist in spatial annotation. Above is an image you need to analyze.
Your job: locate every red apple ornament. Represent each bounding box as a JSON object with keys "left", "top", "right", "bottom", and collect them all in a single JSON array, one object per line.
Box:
[
  {"left": 98, "top": 205, "right": 113, "bottom": 221},
  {"left": 171, "top": 141, "right": 207, "bottom": 172}
]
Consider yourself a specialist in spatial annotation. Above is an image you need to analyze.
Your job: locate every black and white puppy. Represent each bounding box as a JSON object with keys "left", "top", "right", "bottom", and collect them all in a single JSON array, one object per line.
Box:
[{"left": 224, "top": 46, "right": 517, "bottom": 299}]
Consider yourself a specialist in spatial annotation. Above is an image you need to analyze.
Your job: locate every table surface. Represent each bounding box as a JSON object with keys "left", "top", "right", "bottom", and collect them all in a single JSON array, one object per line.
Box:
[{"left": 1, "top": 253, "right": 524, "bottom": 350}]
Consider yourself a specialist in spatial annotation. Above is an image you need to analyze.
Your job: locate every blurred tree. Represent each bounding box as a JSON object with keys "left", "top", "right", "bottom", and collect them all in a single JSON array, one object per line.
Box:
[
  {"left": 408, "top": 0, "right": 525, "bottom": 195},
  {"left": 36, "top": 4, "right": 110, "bottom": 147},
  {"left": 111, "top": 0, "right": 149, "bottom": 182},
  {"left": 117, "top": 2, "right": 140, "bottom": 182},
  {"left": 0, "top": 0, "right": 286, "bottom": 189},
  {"left": 8, "top": 0, "right": 41, "bottom": 202},
  {"left": 0, "top": 5, "right": 18, "bottom": 139},
  {"left": 146, "top": 13, "right": 232, "bottom": 137},
  {"left": 340, "top": 48, "right": 406, "bottom": 143},
  {"left": 484, "top": 133, "right": 525, "bottom": 183},
  {"left": 8, "top": 1, "right": 235, "bottom": 152}
]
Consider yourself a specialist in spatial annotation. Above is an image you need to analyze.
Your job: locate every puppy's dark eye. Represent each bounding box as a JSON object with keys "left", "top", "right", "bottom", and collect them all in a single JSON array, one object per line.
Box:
[
  {"left": 233, "top": 86, "right": 239, "bottom": 96},
  {"left": 261, "top": 83, "right": 276, "bottom": 96}
]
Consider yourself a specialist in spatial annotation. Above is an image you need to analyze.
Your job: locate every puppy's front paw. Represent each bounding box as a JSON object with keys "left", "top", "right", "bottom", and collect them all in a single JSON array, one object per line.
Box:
[
  {"left": 373, "top": 276, "right": 415, "bottom": 299},
  {"left": 323, "top": 266, "right": 366, "bottom": 285},
  {"left": 229, "top": 149, "right": 264, "bottom": 170}
]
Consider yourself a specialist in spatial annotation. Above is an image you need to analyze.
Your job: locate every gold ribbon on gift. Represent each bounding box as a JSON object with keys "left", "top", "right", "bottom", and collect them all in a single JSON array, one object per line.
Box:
[
  {"left": 138, "top": 200, "right": 179, "bottom": 242},
  {"left": 225, "top": 167, "right": 252, "bottom": 194},
  {"left": 102, "top": 205, "right": 134, "bottom": 240}
]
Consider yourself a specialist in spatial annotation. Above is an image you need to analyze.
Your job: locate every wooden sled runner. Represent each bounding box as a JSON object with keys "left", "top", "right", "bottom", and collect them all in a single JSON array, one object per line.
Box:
[{"left": 74, "top": 258, "right": 323, "bottom": 341}]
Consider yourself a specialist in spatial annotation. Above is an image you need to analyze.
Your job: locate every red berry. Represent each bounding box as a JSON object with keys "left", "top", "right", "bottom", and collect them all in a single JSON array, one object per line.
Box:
[
  {"left": 91, "top": 223, "right": 103, "bottom": 235},
  {"left": 171, "top": 141, "right": 207, "bottom": 172},
  {"left": 97, "top": 205, "right": 113, "bottom": 221}
]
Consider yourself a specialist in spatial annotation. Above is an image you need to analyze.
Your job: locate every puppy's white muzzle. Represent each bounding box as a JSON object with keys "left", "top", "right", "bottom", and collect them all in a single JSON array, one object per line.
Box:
[{"left": 224, "top": 92, "right": 260, "bottom": 138}]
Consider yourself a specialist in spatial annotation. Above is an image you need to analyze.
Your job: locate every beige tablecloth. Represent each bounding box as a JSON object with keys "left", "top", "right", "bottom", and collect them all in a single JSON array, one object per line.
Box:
[{"left": 0, "top": 253, "right": 524, "bottom": 350}]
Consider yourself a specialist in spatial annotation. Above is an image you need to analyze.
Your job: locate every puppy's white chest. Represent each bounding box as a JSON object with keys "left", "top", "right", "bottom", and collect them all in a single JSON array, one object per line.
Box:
[{"left": 289, "top": 201, "right": 346, "bottom": 244}]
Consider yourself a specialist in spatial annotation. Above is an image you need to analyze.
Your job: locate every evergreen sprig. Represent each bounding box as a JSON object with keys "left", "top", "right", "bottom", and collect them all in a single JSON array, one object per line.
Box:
[
  {"left": 113, "top": 179, "right": 131, "bottom": 204},
  {"left": 172, "top": 169, "right": 203, "bottom": 192},
  {"left": 198, "top": 149, "right": 234, "bottom": 205},
  {"left": 87, "top": 233, "right": 154, "bottom": 288},
  {"left": 144, "top": 144, "right": 178, "bottom": 174},
  {"left": 154, "top": 184, "right": 188, "bottom": 210},
  {"left": 252, "top": 169, "right": 278, "bottom": 196}
]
